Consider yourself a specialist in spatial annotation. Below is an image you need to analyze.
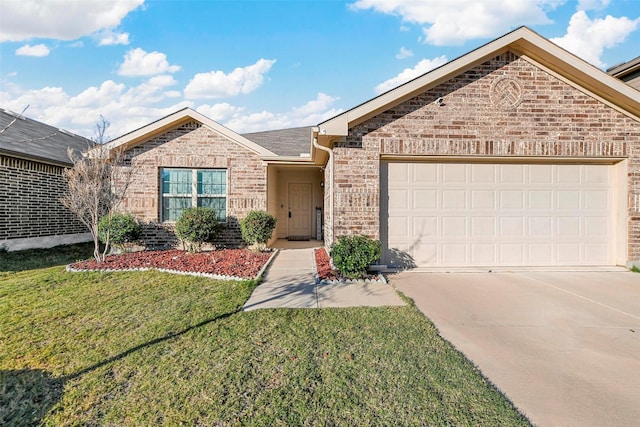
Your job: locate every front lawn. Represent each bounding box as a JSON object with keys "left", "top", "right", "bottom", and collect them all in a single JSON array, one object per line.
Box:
[{"left": 0, "top": 245, "right": 530, "bottom": 426}]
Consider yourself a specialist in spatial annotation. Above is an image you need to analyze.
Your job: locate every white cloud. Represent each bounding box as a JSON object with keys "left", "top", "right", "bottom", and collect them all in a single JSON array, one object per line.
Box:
[
  {"left": 196, "top": 103, "right": 245, "bottom": 122},
  {"left": 15, "top": 43, "right": 50, "bottom": 57},
  {"left": 350, "top": 0, "right": 560, "bottom": 45},
  {"left": 375, "top": 55, "right": 448, "bottom": 94},
  {"left": 0, "top": 0, "right": 144, "bottom": 42},
  {"left": 184, "top": 59, "right": 276, "bottom": 100},
  {"left": 577, "top": 0, "right": 611, "bottom": 10},
  {"left": 396, "top": 46, "right": 414, "bottom": 59},
  {"left": 223, "top": 92, "right": 342, "bottom": 133},
  {"left": 118, "top": 48, "right": 181, "bottom": 76},
  {"left": 0, "top": 78, "right": 190, "bottom": 138},
  {"left": 97, "top": 29, "right": 130, "bottom": 46},
  {"left": 551, "top": 11, "right": 640, "bottom": 68}
]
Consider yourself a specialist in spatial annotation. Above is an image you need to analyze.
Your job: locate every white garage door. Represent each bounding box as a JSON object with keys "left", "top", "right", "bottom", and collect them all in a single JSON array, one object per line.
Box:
[{"left": 382, "top": 162, "right": 615, "bottom": 267}]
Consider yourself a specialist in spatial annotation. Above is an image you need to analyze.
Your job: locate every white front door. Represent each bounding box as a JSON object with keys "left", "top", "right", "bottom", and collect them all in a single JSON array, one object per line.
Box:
[{"left": 288, "top": 182, "right": 312, "bottom": 237}]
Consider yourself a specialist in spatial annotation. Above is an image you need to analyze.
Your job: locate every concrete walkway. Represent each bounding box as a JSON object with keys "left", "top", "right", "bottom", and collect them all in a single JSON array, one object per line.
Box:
[{"left": 243, "top": 247, "right": 405, "bottom": 310}]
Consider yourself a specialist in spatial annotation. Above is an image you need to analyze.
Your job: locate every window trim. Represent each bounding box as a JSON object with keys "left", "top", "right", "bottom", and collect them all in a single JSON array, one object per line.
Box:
[{"left": 160, "top": 167, "right": 228, "bottom": 223}]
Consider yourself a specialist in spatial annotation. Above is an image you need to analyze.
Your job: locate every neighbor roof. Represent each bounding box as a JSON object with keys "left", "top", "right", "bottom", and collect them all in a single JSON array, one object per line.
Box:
[
  {"left": 242, "top": 127, "right": 313, "bottom": 157},
  {"left": 318, "top": 26, "right": 640, "bottom": 137},
  {"left": 607, "top": 56, "right": 640, "bottom": 91},
  {"left": 0, "top": 108, "right": 92, "bottom": 166}
]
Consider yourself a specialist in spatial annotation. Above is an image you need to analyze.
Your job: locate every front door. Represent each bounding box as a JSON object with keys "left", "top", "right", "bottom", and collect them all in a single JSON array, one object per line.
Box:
[{"left": 288, "top": 182, "right": 312, "bottom": 238}]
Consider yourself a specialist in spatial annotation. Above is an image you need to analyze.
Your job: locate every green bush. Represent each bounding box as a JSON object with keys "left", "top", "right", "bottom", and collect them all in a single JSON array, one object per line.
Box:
[
  {"left": 175, "top": 207, "right": 220, "bottom": 252},
  {"left": 330, "top": 235, "right": 382, "bottom": 279},
  {"left": 241, "top": 210, "right": 277, "bottom": 251},
  {"left": 98, "top": 213, "right": 141, "bottom": 251}
]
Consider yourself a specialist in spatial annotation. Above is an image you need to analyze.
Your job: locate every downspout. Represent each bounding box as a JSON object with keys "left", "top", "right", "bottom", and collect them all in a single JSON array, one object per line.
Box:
[{"left": 313, "top": 136, "right": 333, "bottom": 246}]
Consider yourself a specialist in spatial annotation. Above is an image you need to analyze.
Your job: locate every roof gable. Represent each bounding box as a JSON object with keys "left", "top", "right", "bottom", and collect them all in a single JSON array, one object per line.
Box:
[
  {"left": 0, "top": 108, "right": 92, "bottom": 166},
  {"left": 318, "top": 26, "right": 640, "bottom": 136},
  {"left": 106, "top": 108, "right": 276, "bottom": 156}
]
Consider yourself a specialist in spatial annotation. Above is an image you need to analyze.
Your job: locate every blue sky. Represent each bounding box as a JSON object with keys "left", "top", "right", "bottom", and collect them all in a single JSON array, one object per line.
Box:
[{"left": 1, "top": 0, "right": 639, "bottom": 138}]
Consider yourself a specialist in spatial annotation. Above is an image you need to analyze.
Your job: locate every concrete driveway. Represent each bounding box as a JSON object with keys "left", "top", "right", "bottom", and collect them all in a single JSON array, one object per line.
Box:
[{"left": 392, "top": 271, "right": 640, "bottom": 427}]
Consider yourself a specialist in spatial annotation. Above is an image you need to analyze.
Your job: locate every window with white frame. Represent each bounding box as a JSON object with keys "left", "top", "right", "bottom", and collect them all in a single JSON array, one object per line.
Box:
[{"left": 161, "top": 168, "right": 227, "bottom": 222}]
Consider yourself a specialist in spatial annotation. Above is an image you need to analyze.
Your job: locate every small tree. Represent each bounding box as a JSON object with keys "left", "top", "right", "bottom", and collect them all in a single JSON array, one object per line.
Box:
[
  {"left": 241, "top": 210, "right": 277, "bottom": 251},
  {"left": 60, "top": 117, "right": 133, "bottom": 262},
  {"left": 175, "top": 207, "right": 220, "bottom": 252}
]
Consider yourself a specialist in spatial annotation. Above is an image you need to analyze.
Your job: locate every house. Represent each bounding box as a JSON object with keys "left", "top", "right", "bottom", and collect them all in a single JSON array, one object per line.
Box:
[
  {"left": 608, "top": 56, "right": 640, "bottom": 91},
  {"left": 107, "top": 26, "right": 640, "bottom": 268},
  {"left": 0, "top": 108, "right": 93, "bottom": 251}
]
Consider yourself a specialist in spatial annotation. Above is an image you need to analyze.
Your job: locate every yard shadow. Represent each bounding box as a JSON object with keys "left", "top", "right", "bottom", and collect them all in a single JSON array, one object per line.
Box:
[
  {"left": 0, "top": 242, "right": 94, "bottom": 273},
  {"left": 0, "top": 308, "right": 240, "bottom": 426},
  {"left": 0, "top": 369, "right": 64, "bottom": 426}
]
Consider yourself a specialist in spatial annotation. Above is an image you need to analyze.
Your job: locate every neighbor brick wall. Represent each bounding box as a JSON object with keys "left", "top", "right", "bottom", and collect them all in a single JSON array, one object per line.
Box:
[
  {"left": 333, "top": 52, "right": 640, "bottom": 260},
  {"left": 0, "top": 155, "right": 87, "bottom": 241},
  {"left": 116, "top": 121, "right": 267, "bottom": 247}
]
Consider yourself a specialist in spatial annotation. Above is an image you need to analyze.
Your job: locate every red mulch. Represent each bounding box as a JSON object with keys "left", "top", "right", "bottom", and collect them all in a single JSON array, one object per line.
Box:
[
  {"left": 314, "top": 248, "right": 339, "bottom": 281},
  {"left": 70, "top": 249, "right": 272, "bottom": 279}
]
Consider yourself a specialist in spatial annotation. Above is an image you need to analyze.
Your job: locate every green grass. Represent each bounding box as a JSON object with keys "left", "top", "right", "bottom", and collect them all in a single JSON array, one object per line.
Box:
[{"left": 0, "top": 245, "right": 530, "bottom": 426}]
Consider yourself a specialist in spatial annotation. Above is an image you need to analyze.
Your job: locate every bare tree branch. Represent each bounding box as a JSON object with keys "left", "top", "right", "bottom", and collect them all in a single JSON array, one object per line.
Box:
[
  {"left": 0, "top": 105, "right": 29, "bottom": 134},
  {"left": 60, "top": 117, "right": 134, "bottom": 262}
]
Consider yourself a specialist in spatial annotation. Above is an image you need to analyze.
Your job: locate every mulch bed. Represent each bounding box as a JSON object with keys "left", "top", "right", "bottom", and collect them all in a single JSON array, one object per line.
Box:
[
  {"left": 314, "top": 247, "right": 340, "bottom": 281},
  {"left": 314, "top": 248, "right": 386, "bottom": 283},
  {"left": 69, "top": 249, "right": 273, "bottom": 279}
]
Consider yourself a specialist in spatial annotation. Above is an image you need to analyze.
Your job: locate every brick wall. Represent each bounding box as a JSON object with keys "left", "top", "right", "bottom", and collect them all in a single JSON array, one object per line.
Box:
[
  {"left": 0, "top": 155, "right": 87, "bottom": 241},
  {"left": 117, "top": 121, "right": 267, "bottom": 247},
  {"left": 333, "top": 52, "right": 640, "bottom": 260}
]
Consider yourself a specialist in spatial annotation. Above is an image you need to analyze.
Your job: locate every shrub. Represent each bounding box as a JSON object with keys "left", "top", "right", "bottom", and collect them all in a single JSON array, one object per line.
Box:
[
  {"left": 98, "top": 212, "right": 141, "bottom": 252},
  {"left": 330, "top": 235, "right": 382, "bottom": 279},
  {"left": 175, "top": 207, "right": 220, "bottom": 252},
  {"left": 241, "top": 210, "right": 277, "bottom": 251}
]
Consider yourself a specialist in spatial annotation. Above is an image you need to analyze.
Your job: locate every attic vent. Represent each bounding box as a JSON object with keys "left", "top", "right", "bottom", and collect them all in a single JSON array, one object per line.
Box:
[
  {"left": 1, "top": 108, "right": 26, "bottom": 120},
  {"left": 58, "top": 128, "right": 77, "bottom": 136}
]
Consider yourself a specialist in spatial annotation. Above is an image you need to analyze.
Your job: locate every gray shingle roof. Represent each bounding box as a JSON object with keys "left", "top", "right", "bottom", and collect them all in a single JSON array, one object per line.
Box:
[
  {"left": 0, "top": 108, "right": 92, "bottom": 166},
  {"left": 242, "top": 126, "right": 313, "bottom": 157}
]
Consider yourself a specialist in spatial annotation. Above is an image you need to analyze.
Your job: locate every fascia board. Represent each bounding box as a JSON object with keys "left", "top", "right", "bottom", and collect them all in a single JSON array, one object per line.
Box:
[
  {"left": 104, "top": 108, "right": 277, "bottom": 156},
  {"left": 318, "top": 27, "right": 640, "bottom": 135}
]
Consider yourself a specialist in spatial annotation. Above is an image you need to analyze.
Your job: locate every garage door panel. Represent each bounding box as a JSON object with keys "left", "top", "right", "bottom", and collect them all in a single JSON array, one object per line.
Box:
[
  {"left": 472, "top": 190, "right": 496, "bottom": 209},
  {"left": 500, "top": 243, "right": 525, "bottom": 264},
  {"left": 443, "top": 216, "right": 466, "bottom": 236},
  {"left": 585, "top": 191, "right": 608, "bottom": 209},
  {"left": 529, "top": 190, "right": 553, "bottom": 209},
  {"left": 557, "top": 217, "right": 580, "bottom": 237},
  {"left": 414, "top": 189, "right": 437, "bottom": 209},
  {"left": 528, "top": 243, "right": 554, "bottom": 264},
  {"left": 442, "top": 190, "right": 467, "bottom": 209},
  {"left": 472, "top": 164, "right": 496, "bottom": 183},
  {"left": 500, "top": 217, "right": 524, "bottom": 237},
  {"left": 500, "top": 190, "right": 524, "bottom": 209},
  {"left": 442, "top": 244, "right": 467, "bottom": 265},
  {"left": 471, "top": 217, "right": 495, "bottom": 236},
  {"left": 413, "top": 216, "right": 438, "bottom": 238},
  {"left": 557, "top": 191, "right": 580, "bottom": 210},
  {"left": 383, "top": 162, "right": 615, "bottom": 267},
  {"left": 443, "top": 164, "right": 467, "bottom": 183},
  {"left": 471, "top": 243, "right": 496, "bottom": 264}
]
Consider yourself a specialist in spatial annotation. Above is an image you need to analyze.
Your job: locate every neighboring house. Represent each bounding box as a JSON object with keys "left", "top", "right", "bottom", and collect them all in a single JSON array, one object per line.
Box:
[
  {"left": 108, "top": 26, "right": 640, "bottom": 269},
  {"left": 0, "top": 108, "right": 93, "bottom": 251},
  {"left": 607, "top": 56, "right": 640, "bottom": 90}
]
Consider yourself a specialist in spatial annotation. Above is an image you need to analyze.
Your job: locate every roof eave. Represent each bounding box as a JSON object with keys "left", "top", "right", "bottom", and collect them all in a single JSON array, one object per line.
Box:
[
  {"left": 318, "top": 26, "right": 640, "bottom": 136},
  {"left": 105, "top": 108, "right": 277, "bottom": 157}
]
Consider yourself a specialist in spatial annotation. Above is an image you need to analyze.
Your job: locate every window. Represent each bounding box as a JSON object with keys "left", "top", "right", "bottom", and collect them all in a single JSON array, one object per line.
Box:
[{"left": 161, "top": 168, "right": 227, "bottom": 222}]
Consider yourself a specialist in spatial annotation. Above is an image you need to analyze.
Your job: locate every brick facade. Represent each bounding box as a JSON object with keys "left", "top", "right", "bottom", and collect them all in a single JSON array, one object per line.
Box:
[
  {"left": 118, "top": 121, "right": 267, "bottom": 247},
  {"left": 332, "top": 52, "right": 640, "bottom": 260},
  {"left": 0, "top": 155, "right": 87, "bottom": 244}
]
